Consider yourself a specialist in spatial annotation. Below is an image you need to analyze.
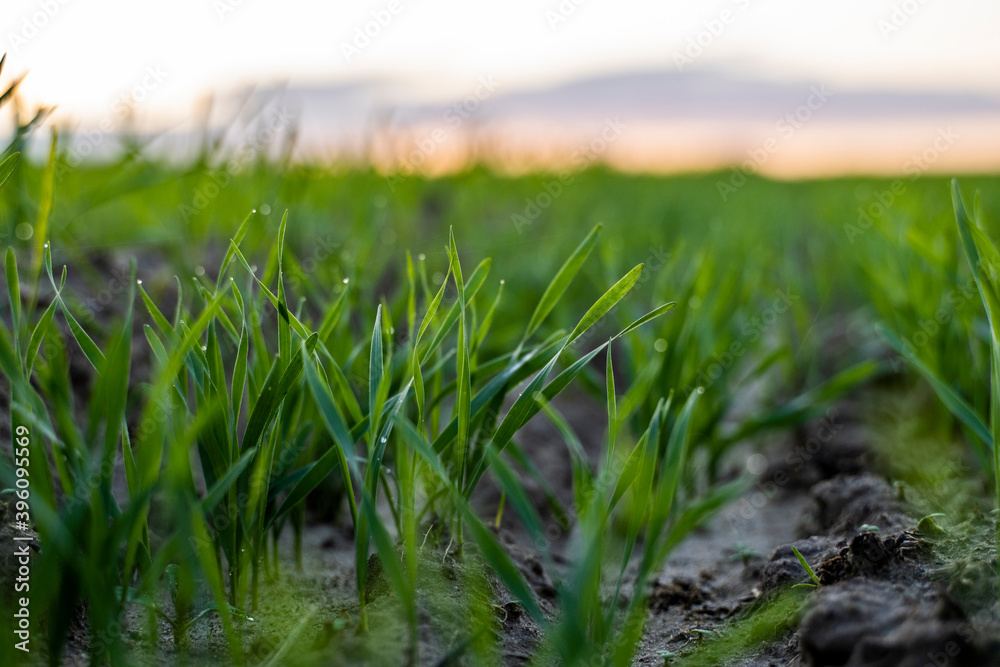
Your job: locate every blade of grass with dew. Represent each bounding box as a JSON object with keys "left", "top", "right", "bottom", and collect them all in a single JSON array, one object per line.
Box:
[{"left": 228, "top": 240, "right": 312, "bottom": 340}]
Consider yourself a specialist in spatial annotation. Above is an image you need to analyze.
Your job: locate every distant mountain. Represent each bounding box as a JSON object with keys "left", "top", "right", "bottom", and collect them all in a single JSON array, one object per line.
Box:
[{"left": 272, "top": 68, "right": 1000, "bottom": 127}]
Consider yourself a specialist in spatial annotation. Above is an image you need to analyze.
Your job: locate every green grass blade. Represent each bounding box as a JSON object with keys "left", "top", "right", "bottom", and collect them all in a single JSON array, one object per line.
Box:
[
  {"left": 5, "top": 248, "right": 20, "bottom": 360},
  {"left": 228, "top": 240, "right": 312, "bottom": 339},
  {"left": 232, "top": 321, "right": 249, "bottom": 430},
  {"left": 302, "top": 348, "right": 360, "bottom": 527},
  {"left": 0, "top": 151, "right": 19, "bottom": 189},
  {"left": 456, "top": 307, "right": 472, "bottom": 485},
  {"left": 138, "top": 282, "right": 175, "bottom": 339},
  {"left": 420, "top": 258, "right": 489, "bottom": 364},
  {"left": 612, "top": 302, "right": 677, "bottom": 340},
  {"left": 217, "top": 209, "right": 256, "bottom": 289},
  {"left": 395, "top": 417, "right": 544, "bottom": 623},
  {"left": 25, "top": 297, "right": 56, "bottom": 377},
  {"left": 523, "top": 223, "right": 601, "bottom": 341},
  {"left": 568, "top": 264, "right": 645, "bottom": 344},
  {"left": 368, "top": 304, "right": 385, "bottom": 433},
  {"left": 953, "top": 179, "right": 1000, "bottom": 511},
  {"left": 792, "top": 545, "right": 821, "bottom": 585},
  {"left": 31, "top": 132, "right": 56, "bottom": 292},
  {"left": 59, "top": 299, "right": 106, "bottom": 369},
  {"left": 242, "top": 333, "right": 318, "bottom": 452},
  {"left": 876, "top": 324, "right": 991, "bottom": 448},
  {"left": 201, "top": 447, "right": 257, "bottom": 515},
  {"left": 276, "top": 210, "right": 291, "bottom": 368}
]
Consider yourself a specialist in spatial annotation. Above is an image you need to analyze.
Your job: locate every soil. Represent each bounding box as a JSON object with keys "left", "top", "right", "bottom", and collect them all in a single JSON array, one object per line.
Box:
[{"left": 35, "top": 392, "right": 1000, "bottom": 665}]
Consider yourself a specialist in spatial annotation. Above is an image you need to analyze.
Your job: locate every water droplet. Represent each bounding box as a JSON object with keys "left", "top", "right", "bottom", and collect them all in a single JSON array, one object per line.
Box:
[
  {"left": 136, "top": 279, "right": 143, "bottom": 285},
  {"left": 696, "top": 386, "right": 705, "bottom": 395},
  {"left": 201, "top": 346, "right": 207, "bottom": 352},
  {"left": 342, "top": 278, "right": 349, "bottom": 284},
  {"left": 250, "top": 265, "right": 258, "bottom": 273},
  {"left": 500, "top": 279, "right": 505, "bottom": 285},
  {"left": 251, "top": 209, "right": 257, "bottom": 214},
  {"left": 43, "top": 242, "right": 50, "bottom": 249},
  {"left": 380, "top": 437, "right": 387, "bottom": 444},
  {"left": 745, "top": 453, "right": 768, "bottom": 476},
  {"left": 417, "top": 253, "right": 426, "bottom": 261}
]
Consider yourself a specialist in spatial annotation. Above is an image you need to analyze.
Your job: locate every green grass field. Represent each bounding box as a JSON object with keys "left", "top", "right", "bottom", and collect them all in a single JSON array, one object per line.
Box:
[{"left": 3, "top": 103, "right": 1000, "bottom": 665}]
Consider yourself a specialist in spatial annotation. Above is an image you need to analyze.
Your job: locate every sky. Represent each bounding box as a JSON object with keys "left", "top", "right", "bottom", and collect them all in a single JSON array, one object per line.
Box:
[{"left": 4, "top": 0, "right": 1000, "bottom": 122}]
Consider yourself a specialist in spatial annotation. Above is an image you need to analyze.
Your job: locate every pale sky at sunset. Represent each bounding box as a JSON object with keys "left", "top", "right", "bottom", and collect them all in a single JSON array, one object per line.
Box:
[{"left": 4, "top": 0, "right": 1000, "bottom": 120}]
